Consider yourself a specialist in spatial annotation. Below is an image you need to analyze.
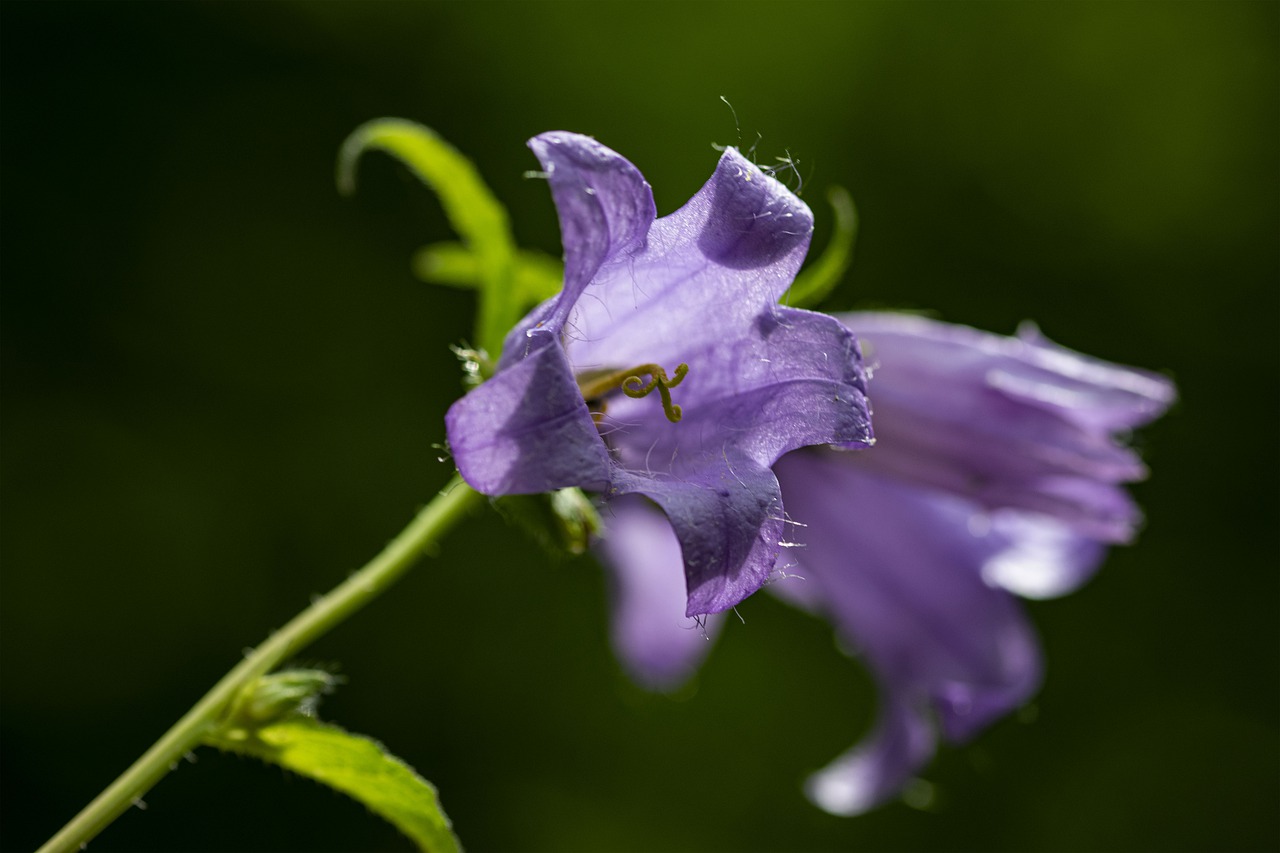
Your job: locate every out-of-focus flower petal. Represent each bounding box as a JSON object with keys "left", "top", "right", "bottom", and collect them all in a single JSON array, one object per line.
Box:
[
  {"left": 1007, "top": 321, "right": 1175, "bottom": 431},
  {"left": 980, "top": 510, "right": 1108, "bottom": 599},
  {"left": 597, "top": 497, "right": 721, "bottom": 688},
  {"left": 766, "top": 312, "right": 1172, "bottom": 815},
  {"left": 805, "top": 691, "right": 936, "bottom": 818},
  {"left": 840, "top": 312, "right": 1174, "bottom": 543},
  {"left": 775, "top": 450, "right": 1043, "bottom": 743},
  {"left": 847, "top": 313, "right": 1174, "bottom": 432}
]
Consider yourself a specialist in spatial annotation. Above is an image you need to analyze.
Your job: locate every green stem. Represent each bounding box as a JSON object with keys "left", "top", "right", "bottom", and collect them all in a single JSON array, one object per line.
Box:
[{"left": 39, "top": 475, "right": 483, "bottom": 853}]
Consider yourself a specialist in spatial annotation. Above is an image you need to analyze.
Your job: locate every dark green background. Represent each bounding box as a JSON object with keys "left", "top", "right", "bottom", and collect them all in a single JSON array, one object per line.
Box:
[{"left": 2, "top": 3, "right": 1276, "bottom": 851}]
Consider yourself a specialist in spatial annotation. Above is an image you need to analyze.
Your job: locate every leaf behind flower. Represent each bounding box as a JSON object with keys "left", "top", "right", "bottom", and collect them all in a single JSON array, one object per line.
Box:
[
  {"left": 338, "top": 118, "right": 518, "bottom": 358},
  {"left": 413, "top": 241, "right": 564, "bottom": 306},
  {"left": 784, "top": 186, "right": 858, "bottom": 308}
]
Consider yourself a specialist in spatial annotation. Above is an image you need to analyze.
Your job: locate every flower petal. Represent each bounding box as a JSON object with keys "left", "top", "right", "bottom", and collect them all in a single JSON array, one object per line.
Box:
[
  {"left": 559, "top": 147, "right": 815, "bottom": 374},
  {"left": 1010, "top": 321, "right": 1176, "bottom": 431},
  {"left": 980, "top": 509, "right": 1108, "bottom": 599},
  {"left": 774, "top": 449, "right": 1043, "bottom": 802},
  {"left": 839, "top": 312, "right": 1173, "bottom": 542},
  {"left": 498, "top": 132, "right": 656, "bottom": 365},
  {"left": 596, "top": 496, "right": 721, "bottom": 688},
  {"left": 847, "top": 311, "right": 1174, "bottom": 436},
  {"left": 600, "top": 307, "right": 871, "bottom": 469},
  {"left": 613, "top": 449, "right": 785, "bottom": 617},
  {"left": 806, "top": 692, "right": 936, "bottom": 817},
  {"left": 445, "top": 340, "right": 610, "bottom": 494},
  {"left": 453, "top": 134, "right": 874, "bottom": 623}
]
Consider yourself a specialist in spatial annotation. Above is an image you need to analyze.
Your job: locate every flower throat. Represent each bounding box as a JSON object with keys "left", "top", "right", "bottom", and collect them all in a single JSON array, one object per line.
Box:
[{"left": 576, "top": 362, "right": 690, "bottom": 423}]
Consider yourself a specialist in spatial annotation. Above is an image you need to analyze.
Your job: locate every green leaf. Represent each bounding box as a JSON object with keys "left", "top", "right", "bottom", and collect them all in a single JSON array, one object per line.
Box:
[
  {"left": 784, "top": 186, "right": 859, "bottom": 308},
  {"left": 507, "top": 249, "right": 565, "bottom": 304},
  {"left": 413, "top": 242, "right": 564, "bottom": 306},
  {"left": 207, "top": 717, "right": 460, "bottom": 853},
  {"left": 338, "top": 119, "right": 517, "bottom": 357},
  {"left": 411, "top": 242, "right": 486, "bottom": 290}
]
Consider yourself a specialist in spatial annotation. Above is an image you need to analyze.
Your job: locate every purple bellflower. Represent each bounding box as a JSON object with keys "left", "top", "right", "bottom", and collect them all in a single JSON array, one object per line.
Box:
[
  {"left": 446, "top": 133, "right": 873, "bottom": 618},
  {"left": 602, "top": 311, "right": 1174, "bottom": 813}
]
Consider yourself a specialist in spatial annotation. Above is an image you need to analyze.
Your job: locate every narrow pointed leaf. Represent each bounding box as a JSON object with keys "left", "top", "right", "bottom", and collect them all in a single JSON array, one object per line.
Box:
[
  {"left": 784, "top": 186, "right": 858, "bottom": 308},
  {"left": 413, "top": 242, "right": 564, "bottom": 304},
  {"left": 412, "top": 242, "right": 485, "bottom": 290},
  {"left": 207, "top": 717, "right": 460, "bottom": 853},
  {"left": 338, "top": 118, "right": 517, "bottom": 355}
]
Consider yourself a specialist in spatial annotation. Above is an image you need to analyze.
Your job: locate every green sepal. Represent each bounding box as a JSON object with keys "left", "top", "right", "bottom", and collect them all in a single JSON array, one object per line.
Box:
[
  {"left": 337, "top": 119, "right": 518, "bottom": 358},
  {"left": 225, "top": 668, "right": 339, "bottom": 726},
  {"left": 494, "top": 487, "right": 602, "bottom": 558},
  {"left": 784, "top": 186, "right": 859, "bottom": 308},
  {"left": 413, "top": 242, "right": 565, "bottom": 307},
  {"left": 207, "top": 678, "right": 460, "bottom": 853}
]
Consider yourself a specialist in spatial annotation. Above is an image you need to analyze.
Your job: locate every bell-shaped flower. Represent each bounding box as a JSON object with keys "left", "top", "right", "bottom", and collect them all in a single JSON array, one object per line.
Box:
[
  {"left": 446, "top": 133, "right": 873, "bottom": 618},
  {"left": 602, "top": 311, "right": 1174, "bottom": 811}
]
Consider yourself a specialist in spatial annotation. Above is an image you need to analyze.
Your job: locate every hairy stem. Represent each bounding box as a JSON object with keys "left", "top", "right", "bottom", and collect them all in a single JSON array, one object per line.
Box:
[{"left": 39, "top": 475, "right": 483, "bottom": 853}]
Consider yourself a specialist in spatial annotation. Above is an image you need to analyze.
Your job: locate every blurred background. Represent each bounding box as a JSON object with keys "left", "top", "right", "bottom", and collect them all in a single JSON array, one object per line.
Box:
[{"left": 2, "top": 3, "right": 1276, "bottom": 851}]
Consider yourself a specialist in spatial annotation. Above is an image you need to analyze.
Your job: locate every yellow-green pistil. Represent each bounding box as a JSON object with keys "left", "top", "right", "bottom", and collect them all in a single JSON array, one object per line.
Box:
[{"left": 577, "top": 362, "right": 690, "bottom": 423}]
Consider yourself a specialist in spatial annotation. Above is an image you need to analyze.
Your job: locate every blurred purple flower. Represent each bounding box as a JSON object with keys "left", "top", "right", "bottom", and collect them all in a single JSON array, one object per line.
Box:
[
  {"left": 447, "top": 133, "right": 872, "bottom": 618},
  {"left": 602, "top": 311, "right": 1174, "bottom": 813}
]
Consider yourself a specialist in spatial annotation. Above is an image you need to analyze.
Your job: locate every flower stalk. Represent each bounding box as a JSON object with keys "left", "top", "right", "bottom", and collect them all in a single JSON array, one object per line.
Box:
[{"left": 39, "top": 475, "right": 482, "bottom": 853}]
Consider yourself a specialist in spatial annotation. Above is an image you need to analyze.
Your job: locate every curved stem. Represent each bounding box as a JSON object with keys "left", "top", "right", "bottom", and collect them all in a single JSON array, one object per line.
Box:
[{"left": 39, "top": 475, "right": 483, "bottom": 853}]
